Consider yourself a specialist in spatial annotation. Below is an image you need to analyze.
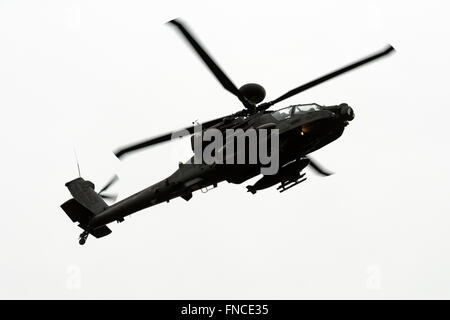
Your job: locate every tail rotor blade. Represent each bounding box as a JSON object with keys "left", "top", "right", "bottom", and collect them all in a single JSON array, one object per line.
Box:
[
  {"left": 98, "top": 175, "right": 119, "bottom": 194},
  {"left": 100, "top": 193, "right": 118, "bottom": 202}
]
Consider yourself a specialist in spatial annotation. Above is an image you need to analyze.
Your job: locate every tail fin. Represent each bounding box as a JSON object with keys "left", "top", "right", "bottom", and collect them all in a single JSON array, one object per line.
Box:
[
  {"left": 64, "top": 178, "right": 107, "bottom": 214},
  {"left": 61, "top": 178, "right": 112, "bottom": 240}
]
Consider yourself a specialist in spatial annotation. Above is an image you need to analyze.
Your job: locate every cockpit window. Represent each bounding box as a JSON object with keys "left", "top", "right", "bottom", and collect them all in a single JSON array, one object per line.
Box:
[
  {"left": 271, "top": 107, "right": 292, "bottom": 120},
  {"left": 293, "top": 104, "right": 322, "bottom": 114}
]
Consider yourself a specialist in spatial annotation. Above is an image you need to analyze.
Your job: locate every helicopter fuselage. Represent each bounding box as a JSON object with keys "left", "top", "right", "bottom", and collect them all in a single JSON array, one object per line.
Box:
[{"left": 88, "top": 103, "right": 353, "bottom": 228}]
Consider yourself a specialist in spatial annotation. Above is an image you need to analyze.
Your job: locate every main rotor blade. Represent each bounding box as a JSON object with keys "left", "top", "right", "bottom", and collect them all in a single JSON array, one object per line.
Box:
[
  {"left": 267, "top": 45, "right": 395, "bottom": 106},
  {"left": 307, "top": 156, "right": 333, "bottom": 176},
  {"left": 114, "top": 116, "right": 224, "bottom": 159},
  {"left": 168, "top": 19, "right": 252, "bottom": 109},
  {"left": 98, "top": 174, "right": 119, "bottom": 194}
]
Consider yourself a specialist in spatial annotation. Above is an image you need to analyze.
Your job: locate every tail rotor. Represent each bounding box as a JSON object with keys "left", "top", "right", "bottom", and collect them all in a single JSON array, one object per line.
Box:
[{"left": 98, "top": 174, "right": 119, "bottom": 203}]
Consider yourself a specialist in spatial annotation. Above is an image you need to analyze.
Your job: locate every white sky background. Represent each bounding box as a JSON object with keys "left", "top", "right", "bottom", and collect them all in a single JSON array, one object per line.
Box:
[{"left": 1, "top": 0, "right": 449, "bottom": 299}]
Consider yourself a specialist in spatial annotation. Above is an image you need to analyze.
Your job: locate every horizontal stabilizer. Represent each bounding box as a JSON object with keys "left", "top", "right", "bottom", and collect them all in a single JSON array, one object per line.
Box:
[
  {"left": 61, "top": 198, "right": 111, "bottom": 238},
  {"left": 90, "top": 226, "right": 112, "bottom": 238},
  {"left": 61, "top": 177, "right": 113, "bottom": 242},
  {"left": 61, "top": 199, "right": 91, "bottom": 228}
]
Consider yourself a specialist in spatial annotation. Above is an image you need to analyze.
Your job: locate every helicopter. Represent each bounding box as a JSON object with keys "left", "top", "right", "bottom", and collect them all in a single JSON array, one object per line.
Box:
[{"left": 61, "top": 19, "right": 395, "bottom": 245}]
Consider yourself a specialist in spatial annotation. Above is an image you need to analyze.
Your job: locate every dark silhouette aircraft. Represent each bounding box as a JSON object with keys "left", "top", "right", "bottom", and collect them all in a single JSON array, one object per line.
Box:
[{"left": 61, "top": 19, "right": 395, "bottom": 244}]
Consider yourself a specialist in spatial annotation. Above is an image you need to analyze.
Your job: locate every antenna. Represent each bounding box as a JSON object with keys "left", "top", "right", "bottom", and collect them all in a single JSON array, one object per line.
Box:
[{"left": 73, "top": 148, "right": 81, "bottom": 177}]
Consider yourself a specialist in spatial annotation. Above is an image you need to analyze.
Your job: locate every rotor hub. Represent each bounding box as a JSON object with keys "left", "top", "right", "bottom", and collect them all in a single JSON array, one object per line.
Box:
[{"left": 239, "top": 83, "right": 266, "bottom": 104}]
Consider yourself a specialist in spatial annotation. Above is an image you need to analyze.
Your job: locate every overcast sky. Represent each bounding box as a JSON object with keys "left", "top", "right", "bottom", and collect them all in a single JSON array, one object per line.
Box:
[{"left": 1, "top": 0, "right": 450, "bottom": 299}]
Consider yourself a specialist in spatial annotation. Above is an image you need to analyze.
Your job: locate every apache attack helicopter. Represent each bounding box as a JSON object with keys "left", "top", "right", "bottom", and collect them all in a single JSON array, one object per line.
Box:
[{"left": 61, "top": 19, "right": 395, "bottom": 245}]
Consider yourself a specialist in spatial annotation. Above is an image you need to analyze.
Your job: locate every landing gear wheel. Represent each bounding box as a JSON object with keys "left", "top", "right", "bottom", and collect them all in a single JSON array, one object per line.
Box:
[{"left": 78, "top": 231, "right": 89, "bottom": 245}]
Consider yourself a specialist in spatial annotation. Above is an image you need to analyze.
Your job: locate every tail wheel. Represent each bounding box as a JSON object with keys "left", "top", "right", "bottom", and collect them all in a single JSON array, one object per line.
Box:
[{"left": 78, "top": 231, "right": 89, "bottom": 245}]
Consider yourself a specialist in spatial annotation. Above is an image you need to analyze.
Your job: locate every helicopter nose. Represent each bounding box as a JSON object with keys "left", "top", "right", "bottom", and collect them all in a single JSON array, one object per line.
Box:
[{"left": 339, "top": 103, "right": 355, "bottom": 121}]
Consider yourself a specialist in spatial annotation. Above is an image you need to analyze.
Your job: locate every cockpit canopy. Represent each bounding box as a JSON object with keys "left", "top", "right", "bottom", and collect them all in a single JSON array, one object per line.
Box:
[{"left": 271, "top": 103, "right": 323, "bottom": 120}]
